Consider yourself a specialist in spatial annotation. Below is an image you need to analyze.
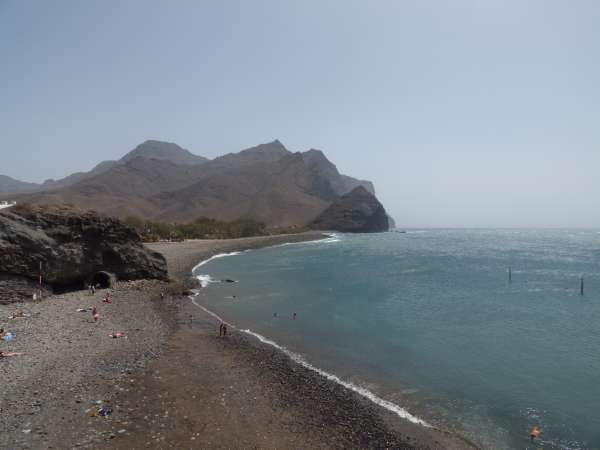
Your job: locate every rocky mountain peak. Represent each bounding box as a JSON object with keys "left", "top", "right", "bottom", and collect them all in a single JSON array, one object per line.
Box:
[{"left": 121, "top": 140, "right": 208, "bottom": 166}]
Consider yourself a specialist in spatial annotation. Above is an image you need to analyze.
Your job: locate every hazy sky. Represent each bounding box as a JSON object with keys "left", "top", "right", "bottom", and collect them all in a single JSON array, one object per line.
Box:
[{"left": 2, "top": 0, "right": 599, "bottom": 227}]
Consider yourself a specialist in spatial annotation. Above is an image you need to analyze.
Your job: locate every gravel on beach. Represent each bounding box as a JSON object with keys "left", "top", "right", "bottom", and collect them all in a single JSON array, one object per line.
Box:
[{"left": 0, "top": 280, "right": 175, "bottom": 449}]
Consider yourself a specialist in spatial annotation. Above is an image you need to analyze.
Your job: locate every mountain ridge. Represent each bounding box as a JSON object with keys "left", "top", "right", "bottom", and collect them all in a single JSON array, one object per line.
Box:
[{"left": 2, "top": 139, "right": 388, "bottom": 230}]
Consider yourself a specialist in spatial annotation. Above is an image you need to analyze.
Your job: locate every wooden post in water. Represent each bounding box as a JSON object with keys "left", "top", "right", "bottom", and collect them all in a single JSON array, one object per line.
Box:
[{"left": 580, "top": 276, "right": 584, "bottom": 296}]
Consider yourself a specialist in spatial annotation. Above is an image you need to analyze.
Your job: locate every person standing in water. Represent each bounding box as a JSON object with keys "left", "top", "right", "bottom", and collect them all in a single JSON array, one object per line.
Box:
[{"left": 293, "top": 312, "right": 297, "bottom": 320}]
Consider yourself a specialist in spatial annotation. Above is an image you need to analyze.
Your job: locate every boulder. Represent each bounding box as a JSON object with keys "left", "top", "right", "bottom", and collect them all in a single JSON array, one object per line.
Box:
[
  {"left": 0, "top": 204, "right": 167, "bottom": 301},
  {"left": 310, "top": 186, "right": 389, "bottom": 233}
]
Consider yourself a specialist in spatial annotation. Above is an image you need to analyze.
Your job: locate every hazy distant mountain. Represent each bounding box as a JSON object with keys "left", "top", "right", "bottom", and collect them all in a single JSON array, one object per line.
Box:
[
  {"left": 121, "top": 140, "right": 208, "bottom": 166},
  {"left": 40, "top": 160, "right": 118, "bottom": 191},
  {"left": 0, "top": 175, "right": 39, "bottom": 194},
  {"left": 0, "top": 140, "right": 208, "bottom": 195},
  {"left": 9, "top": 139, "right": 386, "bottom": 229},
  {"left": 23, "top": 157, "right": 206, "bottom": 219}
]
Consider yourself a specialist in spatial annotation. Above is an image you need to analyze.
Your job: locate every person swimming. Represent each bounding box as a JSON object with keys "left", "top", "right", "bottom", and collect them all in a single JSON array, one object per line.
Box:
[{"left": 530, "top": 426, "right": 542, "bottom": 442}]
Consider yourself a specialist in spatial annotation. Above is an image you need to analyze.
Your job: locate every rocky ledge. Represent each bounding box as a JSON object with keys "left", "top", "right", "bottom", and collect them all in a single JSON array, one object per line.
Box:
[
  {"left": 310, "top": 186, "right": 389, "bottom": 233},
  {"left": 0, "top": 204, "right": 167, "bottom": 303}
]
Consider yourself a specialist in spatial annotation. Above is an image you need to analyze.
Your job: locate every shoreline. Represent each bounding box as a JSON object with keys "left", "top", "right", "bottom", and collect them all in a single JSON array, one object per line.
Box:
[
  {"left": 0, "top": 232, "right": 478, "bottom": 449},
  {"left": 187, "top": 295, "right": 430, "bottom": 427},
  {"left": 186, "top": 244, "right": 431, "bottom": 428},
  {"left": 144, "top": 232, "right": 477, "bottom": 449}
]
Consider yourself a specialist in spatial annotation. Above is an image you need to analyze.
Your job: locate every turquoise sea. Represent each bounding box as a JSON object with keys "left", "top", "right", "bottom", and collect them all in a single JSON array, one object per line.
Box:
[{"left": 193, "top": 230, "right": 600, "bottom": 449}]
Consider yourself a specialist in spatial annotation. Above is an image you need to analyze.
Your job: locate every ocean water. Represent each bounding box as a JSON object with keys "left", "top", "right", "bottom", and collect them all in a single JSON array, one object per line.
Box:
[{"left": 192, "top": 230, "right": 600, "bottom": 449}]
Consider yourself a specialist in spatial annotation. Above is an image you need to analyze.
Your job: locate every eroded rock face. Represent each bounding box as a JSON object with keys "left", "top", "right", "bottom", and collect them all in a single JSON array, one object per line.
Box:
[
  {"left": 310, "top": 186, "right": 389, "bottom": 233},
  {"left": 0, "top": 205, "right": 167, "bottom": 301}
]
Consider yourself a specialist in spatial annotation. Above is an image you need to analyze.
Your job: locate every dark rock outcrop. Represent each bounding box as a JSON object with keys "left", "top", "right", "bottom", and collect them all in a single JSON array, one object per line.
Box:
[
  {"left": 0, "top": 205, "right": 167, "bottom": 302},
  {"left": 310, "top": 186, "right": 389, "bottom": 233}
]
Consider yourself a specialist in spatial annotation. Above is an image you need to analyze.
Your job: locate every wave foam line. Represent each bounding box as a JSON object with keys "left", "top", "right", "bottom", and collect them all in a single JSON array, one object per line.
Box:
[
  {"left": 192, "top": 251, "right": 242, "bottom": 273},
  {"left": 270, "top": 233, "right": 341, "bottom": 248},
  {"left": 189, "top": 297, "right": 430, "bottom": 428}
]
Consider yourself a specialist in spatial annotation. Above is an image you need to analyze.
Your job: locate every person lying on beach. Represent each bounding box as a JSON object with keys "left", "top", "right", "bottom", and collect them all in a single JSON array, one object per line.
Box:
[
  {"left": 530, "top": 426, "right": 542, "bottom": 441},
  {"left": 0, "top": 351, "right": 22, "bottom": 358},
  {"left": 109, "top": 331, "right": 126, "bottom": 338},
  {"left": 9, "top": 311, "right": 28, "bottom": 320},
  {"left": 1, "top": 331, "right": 15, "bottom": 342}
]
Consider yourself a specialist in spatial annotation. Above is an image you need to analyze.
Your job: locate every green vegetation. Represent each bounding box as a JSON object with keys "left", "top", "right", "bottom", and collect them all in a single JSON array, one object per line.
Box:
[{"left": 124, "top": 216, "right": 308, "bottom": 241}]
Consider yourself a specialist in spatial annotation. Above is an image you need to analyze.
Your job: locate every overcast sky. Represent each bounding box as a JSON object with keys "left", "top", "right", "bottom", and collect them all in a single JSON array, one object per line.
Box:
[{"left": 1, "top": 0, "right": 599, "bottom": 227}]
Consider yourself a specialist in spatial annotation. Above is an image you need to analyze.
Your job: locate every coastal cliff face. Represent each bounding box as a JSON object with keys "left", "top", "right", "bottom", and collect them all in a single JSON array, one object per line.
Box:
[
  {"left": 0, "top": 205, "right": 167, "bottom": 303},
  {"left": 310, "top": 186, "right": 389, "bottom": 233}
]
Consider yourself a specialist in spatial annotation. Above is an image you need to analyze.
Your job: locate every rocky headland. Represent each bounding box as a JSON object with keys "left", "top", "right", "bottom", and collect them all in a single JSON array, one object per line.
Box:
[
  {"left": 0, "top": 204, "right": 167, "bottom": 304},
  {"left": 311, "top": 186, "right": 390, "bottom": 233}
]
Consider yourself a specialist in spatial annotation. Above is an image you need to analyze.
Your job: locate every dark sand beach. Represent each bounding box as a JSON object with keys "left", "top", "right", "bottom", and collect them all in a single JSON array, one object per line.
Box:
[{"left": 0, "top": 232, "right": 476, "bottom": 449}]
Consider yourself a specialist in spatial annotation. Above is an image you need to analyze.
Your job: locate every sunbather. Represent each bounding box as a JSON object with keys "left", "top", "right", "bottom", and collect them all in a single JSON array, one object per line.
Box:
[
  {"left": 11, "top": 311, "right": 27, "bottom": 320},
  {"left": 0, "top": 351, "right": 22, "bottom": 358}
]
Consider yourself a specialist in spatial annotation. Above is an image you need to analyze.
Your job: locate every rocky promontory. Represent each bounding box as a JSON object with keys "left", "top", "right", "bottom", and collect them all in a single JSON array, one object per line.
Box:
[
  {"left": 0, "top": 204, "right": 167, "bottom": 303},
  {"left": 310, "top": 186, "right": 389, "bottom": 233}
]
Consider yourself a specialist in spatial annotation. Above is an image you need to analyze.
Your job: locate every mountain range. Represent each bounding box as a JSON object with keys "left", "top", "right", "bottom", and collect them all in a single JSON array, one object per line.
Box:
[{"left": 1, "top": 140, "right": 389, "bottom": 229}]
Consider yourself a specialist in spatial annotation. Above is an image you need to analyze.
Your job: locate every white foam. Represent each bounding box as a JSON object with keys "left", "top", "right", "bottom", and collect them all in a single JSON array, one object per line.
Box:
[
  {"left": 192, "top": 251, "right": 242, "bottom": 272},
  {"left": 196, "top": 274, "right": 218, "bottom": 288},
  {"left": 189, "top": 297, "right": 430, "bottom": 428},
  {"left": 301, "top": 233, "right": 341, "bottom": 245},
  {"left": 271, "top": 233, "right": 342, "bottom": 248}
]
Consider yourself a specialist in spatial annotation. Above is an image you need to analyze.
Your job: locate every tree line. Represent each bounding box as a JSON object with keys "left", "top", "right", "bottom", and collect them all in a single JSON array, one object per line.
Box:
[{"left": 124, "top": 216, "right": 307, "bottom": 241}]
